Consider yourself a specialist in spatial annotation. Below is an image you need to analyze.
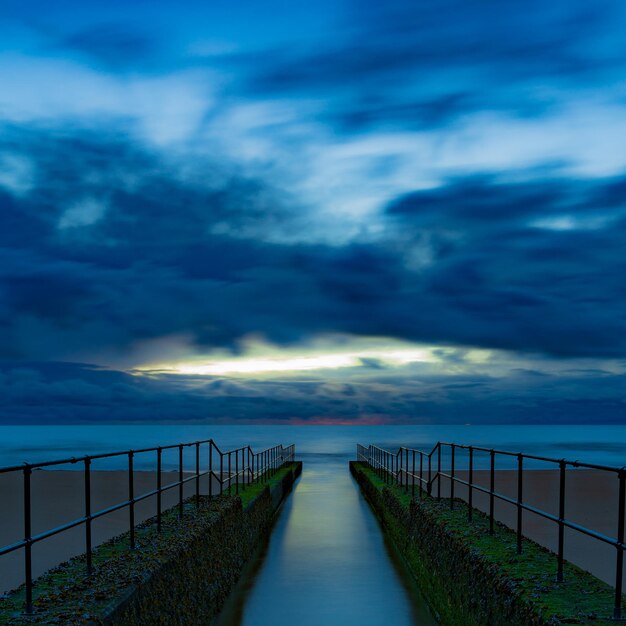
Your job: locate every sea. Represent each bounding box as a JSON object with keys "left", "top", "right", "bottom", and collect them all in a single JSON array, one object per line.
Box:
[{"left": 0, "top": 424, "right": 625, "bottom": 470}]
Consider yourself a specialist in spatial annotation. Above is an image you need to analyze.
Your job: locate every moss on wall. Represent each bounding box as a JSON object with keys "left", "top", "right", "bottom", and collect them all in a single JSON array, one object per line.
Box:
[
  {"left": 0, "top": 462, "right": 301, "bottom": 626},
  {"left": 350, "top": 461, "right": 622, "bottom": 626}
]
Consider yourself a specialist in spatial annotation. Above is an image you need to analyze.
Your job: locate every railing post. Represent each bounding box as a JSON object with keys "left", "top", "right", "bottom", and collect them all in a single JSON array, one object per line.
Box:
[
  {"left": 395, "top": 452, "right": 399, "bottom": 486},
  {"left": 428, "top": 450, "right": 433, "bottom": 496},
  {"left": 517, "top": 454, "right": 523, "bottom": 554},
  {"left": 208, "top": 441, "right": 213, "bottom": 499},
  {"left": 614, "top": 469, "right": 625, "bottom": 619},
  {"left": 157, "top": 447, "right": 162, "bottom": 531},
  {"left": 382, "top": 450, "right": 389, "bottom": 484},
  {"left": 235, "top": 448, "right": 239, "bottom": 495},
  {"left": 129, "top": 451, "right": 135, "bottom": 549},
  {"left": 220, "top": 451, "right": 224, "bottom": 495},
  {"left": 195, "top": 442, "right": 200, "bottom": 508},
  {"left": 23, "top": 465, "right": 33, "bottom": 615},
  {"left": 411, "top": 450, "right": 415, "bottom": 499},
  {"left": 405, "top": 448, "right": 409, "bottom": 493},
  {"left": 437, "top": 444, "right": 442, "bottom": 501},
  {"left": 396, "top": 450, "right": 399, "bottom": 487},
  {"left": 419, "top": 453, "right": 423, "bottom": 499},
  {"left": 84, "top": 457, "right": 92, "bottom": 575},
  {"left": 450, "top": 443, "right": 455, "bottom": 510},
  {"left": 228, "top": 451, "right": 232, "bottom": 494},
  {"left": 557, "top": 460, "right": 565, "bottom": 582},
  {"left": 394, "top": 452, "right": 398, "bottom": 486},
  {"left": 489, "top": 449, "right": 495, "bottom": 535},
  {"left": 468, "top": 446, "right": 473, "bottom": 521},
  {"left": 178, "top": 445, "right": 184, "bottom": 518},
  {"left": 246, "top": 448, "right": 249, "bottom": 487}
]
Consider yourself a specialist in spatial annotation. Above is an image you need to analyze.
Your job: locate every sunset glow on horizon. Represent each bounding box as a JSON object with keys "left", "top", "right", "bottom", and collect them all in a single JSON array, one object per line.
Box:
[{"left": 136, "top": 346, "right": 437, "bottom": 377}]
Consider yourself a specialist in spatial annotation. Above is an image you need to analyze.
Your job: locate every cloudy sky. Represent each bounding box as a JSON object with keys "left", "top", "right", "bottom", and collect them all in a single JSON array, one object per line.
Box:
[{"left": 1, "top": 0, "right": 625, "bottom": 424}]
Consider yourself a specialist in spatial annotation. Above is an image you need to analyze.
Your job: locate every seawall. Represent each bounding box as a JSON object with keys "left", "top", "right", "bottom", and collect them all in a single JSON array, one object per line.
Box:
[
  {"left": 0, "top": 462, "right": 302, "bottom": 626},
  {"left": 350, "top": 461, "right": 622, "bottom": 626}
]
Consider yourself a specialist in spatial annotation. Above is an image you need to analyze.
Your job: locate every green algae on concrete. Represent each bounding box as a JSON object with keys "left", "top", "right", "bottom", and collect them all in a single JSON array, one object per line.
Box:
[
  {"left": 0, "top": 462, "right": 301, "bottom": 625},
  {"left": 350, "top": 461, "right": 624, "bottom": 626}
]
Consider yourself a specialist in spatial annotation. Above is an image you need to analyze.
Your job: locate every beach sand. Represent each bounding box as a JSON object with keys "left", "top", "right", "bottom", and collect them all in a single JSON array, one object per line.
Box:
[
  {"left": 0, "top": 470, "right": 230, "bottom": 593},
  {"left": 0, "top": 468, "right": 623, "bottom": 594},
  {"left": 416, "top": 469, "right": 624, "bottom": 587}
]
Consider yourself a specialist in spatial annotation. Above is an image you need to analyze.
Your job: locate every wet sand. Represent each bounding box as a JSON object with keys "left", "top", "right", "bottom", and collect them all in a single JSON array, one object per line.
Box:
[
  {"left": 0, "top": 470, "right": 226, "bottom": 593},
  {"left": 415, "top": 469, "right": 624, "bottom": 586}
]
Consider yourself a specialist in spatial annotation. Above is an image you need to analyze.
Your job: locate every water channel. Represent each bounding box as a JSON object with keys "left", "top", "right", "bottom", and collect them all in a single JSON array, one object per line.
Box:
[{"left": 216, "top": 453, "right": 437, "bottom": 626}]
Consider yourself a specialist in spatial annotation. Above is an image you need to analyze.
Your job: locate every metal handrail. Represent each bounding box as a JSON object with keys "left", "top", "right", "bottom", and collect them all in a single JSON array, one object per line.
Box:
[
  {"left": 356, "top": 441, "right": 626, "bottom": 620},
  {"left": 1, "top": 439, "right": 296, "bottom": 614}
]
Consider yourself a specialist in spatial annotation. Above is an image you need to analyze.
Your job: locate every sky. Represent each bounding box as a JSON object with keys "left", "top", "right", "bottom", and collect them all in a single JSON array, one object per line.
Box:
[{"left": 0, "top": 0, "right": 625, "bottom": 424}]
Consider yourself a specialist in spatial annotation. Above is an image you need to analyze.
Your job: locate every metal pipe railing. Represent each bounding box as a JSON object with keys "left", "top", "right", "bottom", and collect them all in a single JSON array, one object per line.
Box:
[
  {"left": 356, "top": 441, "right": 626, "bottom": 620},
  {"left": 0, "top": 438, "right": 296, "bottom": 614}
]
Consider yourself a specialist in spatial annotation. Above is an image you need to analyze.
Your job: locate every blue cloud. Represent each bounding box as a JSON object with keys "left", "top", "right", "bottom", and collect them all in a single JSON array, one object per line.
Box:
[
  {"left": 1, "top": 0, "right": 626, "bottom": 423},
  {"left": 1, "top": 126, "right": 625, "bottom": 366}
]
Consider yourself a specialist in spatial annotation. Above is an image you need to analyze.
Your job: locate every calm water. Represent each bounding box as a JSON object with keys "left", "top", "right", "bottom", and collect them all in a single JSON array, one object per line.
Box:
[
  {"left": 1, "top": 424, "right": 626, "bottom": 469},
  {"left": 216, "top": 454, "right": 436, "bottom": 626}
]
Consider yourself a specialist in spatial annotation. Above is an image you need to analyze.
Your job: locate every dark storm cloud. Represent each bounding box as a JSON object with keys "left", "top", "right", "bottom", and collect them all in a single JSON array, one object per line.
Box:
[
  {"left": 1, "top": 125, "right": 626, "bottom": 366},
  {"left": 383, "top": 176, "right": 626, "bottom": 357}
]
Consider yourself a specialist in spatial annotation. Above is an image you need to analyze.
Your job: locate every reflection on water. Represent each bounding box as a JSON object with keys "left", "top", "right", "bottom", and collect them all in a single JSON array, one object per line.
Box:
[{"left": 215, "top": 457, "right": 436, "bottom": 626}]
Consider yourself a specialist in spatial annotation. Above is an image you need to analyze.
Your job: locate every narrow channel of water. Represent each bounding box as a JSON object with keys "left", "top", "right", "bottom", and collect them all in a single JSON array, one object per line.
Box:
[{"left": 215, "top": 453, "right": 437, "bottom": 626}]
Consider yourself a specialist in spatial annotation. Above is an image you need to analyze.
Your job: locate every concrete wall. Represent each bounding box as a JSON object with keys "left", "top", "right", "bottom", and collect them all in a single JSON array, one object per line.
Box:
[
  {"left": 109, "top": 463, "right": 301, "bottom": 625},
  {"left": 0, "top": 462, "right": 302, "bottom": 626},
  {"left": 350, "top": 461, "right": 619, "bottom": 626}
]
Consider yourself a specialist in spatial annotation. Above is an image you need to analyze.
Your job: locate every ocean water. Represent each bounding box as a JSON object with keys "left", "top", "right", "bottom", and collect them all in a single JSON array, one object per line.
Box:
[{"left": 0, "top": 424, "right": 625, "bottom": 470}]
